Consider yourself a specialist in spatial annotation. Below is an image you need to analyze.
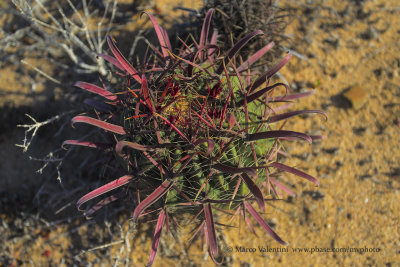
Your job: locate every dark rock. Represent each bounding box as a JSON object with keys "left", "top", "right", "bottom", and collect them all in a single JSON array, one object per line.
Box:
[
  {"left": 322, "top": 147, "right": 339, "bottom": 154},
  {"left": 360, "top": 175, "right": 372, "bottom": 180},
  {"left": 373, "top": 68, "right": 382, "bottom": 78},
  {"left": 356, "top": 143, "right": 364, "bottom": 149},
  {"left": 353, "top": 127, "right": 366, "bottom": 136},
  {"left": 303, "top": 190, "right": 325, "bottom": 200},
  {"left": 360, "top": 27, "right": 379, "bottom": 40},
  {"left": 335, "top": 161, "right": 343, "bottom": 168},
  {"left": 358, "top": 156, "right": 372, "bottom": 166}
]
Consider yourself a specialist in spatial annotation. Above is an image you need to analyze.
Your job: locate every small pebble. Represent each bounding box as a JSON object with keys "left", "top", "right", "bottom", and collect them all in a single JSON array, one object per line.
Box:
[
  {"left": 343, "top": 85, "right": 368, "bottom": 110},
  {"left": 360, "top": 26, "right": 379, "bottom": 40}
]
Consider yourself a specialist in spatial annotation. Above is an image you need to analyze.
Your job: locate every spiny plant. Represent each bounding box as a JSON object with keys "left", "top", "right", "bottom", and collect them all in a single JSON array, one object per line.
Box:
[{"left": 63, "top": 9, "right": 326, "bottom": 266}]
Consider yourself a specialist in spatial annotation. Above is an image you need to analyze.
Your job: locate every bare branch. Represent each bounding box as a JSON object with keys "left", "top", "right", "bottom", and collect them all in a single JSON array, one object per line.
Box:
[
  {"left": 11, "top": 0, "right": 120, "bottom": 75},
  {"left": 21, "top": 59, "right": 61, "bottom": 84},
  {"left": 16, "top": 111, "right": 75, "bottom": 152}
]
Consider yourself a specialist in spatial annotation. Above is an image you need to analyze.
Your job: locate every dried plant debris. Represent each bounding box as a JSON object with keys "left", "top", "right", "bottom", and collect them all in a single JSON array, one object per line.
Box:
[{"left": 198, "top": 0, "right": 290, "bottom": 65}]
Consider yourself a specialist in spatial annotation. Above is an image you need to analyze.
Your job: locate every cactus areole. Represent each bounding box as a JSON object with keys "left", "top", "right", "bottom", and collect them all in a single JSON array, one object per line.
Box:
[{"left": 64, "top": 9, "right": 326, "bottom": 266}]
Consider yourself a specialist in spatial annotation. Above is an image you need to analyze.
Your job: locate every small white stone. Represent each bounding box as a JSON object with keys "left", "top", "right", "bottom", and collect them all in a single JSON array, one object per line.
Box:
[{"left": 365, "top": 198, "right": 369, "bottom": 203}]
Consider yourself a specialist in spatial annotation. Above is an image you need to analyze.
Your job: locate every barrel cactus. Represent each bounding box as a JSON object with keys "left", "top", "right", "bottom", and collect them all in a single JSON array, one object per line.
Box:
[{"left": 63, "top": 9, "right": 326, "bottom": 266}]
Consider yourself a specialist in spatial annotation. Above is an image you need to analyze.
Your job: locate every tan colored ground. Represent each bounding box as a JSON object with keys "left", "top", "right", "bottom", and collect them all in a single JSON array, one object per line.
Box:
[{"left": 1, "top": 0, "right": 399, "bottom": 266}]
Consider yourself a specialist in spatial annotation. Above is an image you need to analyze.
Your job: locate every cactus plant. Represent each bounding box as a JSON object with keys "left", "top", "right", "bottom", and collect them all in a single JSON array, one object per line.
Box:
[{"left": 63, "top": 9, "right": 326, "bottom": 266}]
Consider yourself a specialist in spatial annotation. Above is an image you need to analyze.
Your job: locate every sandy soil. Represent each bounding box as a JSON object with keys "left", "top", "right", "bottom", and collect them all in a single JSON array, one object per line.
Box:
[{"left": 0, "top": 0, "right": 399, "bottom": 266}]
